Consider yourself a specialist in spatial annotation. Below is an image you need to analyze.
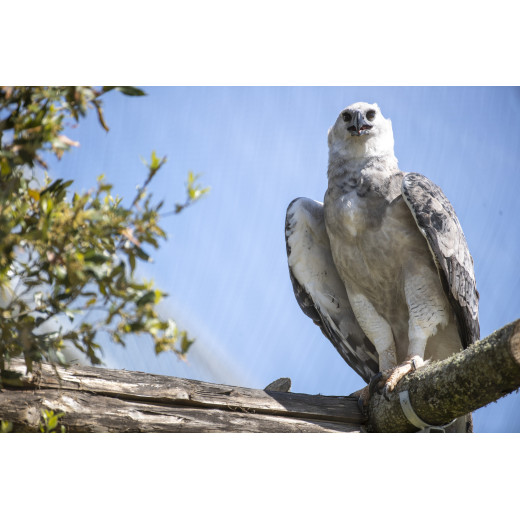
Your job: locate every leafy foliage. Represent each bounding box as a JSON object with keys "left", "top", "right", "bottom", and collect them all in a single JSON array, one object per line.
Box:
[
  {"left": 1, "top": 420, "right": 13, "bottom": 433},
  {"left": 173, "top": 171, "right": 211, "bottom": 215},
  {"left": 39, "top": 409, "right": 66, "bottom": 433},
  {"left": 0, "top": 86, "right": 208, "bottom": 374}
]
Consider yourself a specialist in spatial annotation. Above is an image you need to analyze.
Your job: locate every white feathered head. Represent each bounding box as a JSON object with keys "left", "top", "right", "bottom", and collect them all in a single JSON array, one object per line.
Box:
[{"left": 328, "top": 102, "right": 395, "bottom": 161}]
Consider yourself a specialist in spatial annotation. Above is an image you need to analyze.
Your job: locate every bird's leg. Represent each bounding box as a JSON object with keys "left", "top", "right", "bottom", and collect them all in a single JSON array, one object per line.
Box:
[
  {"left": 380, "top": 355, "right": 426, "bottom": 400},
  {"left": 346, "top": 289, "right": 397, "bottom": 366},
  {"left": 351, "top": 373, "right": 386, "bottom": 412},
  {"left": 353, "top": 358, "right": 423, "bottom": 409},
  {"left": 350, "top": 385, "right": 371, "bottom": 412},
  {"left": 377, "top": 263, "right": 450, "bottom": 399},
  {"left": 345, "top": 288, "right": 398, "bottom": 405},
  {"left": 368, "top": 372, "right": 384, "bottom": 396}
]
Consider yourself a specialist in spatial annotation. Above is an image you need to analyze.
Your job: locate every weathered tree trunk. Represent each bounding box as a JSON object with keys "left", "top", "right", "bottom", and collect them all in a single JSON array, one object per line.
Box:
[
  {"left": 0, "top": 360, "right": 364, "bottom": 432},
  {"left": 367, "top": 319, "right": 520, "bottom": 432}
]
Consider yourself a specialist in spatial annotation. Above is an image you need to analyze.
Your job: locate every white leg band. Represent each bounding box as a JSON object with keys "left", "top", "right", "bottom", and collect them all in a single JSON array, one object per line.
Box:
[{"left": 399, "top": 390, "right": 456, "bottom": 432}]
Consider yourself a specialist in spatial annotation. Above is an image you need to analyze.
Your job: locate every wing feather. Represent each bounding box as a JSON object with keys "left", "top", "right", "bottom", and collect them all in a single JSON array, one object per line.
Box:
[
  {"left": 401, "top": 173, "right": 480, "bottom": 347},
  {"left": 285, "top": 197, "right": 379, "bottom": 383}
]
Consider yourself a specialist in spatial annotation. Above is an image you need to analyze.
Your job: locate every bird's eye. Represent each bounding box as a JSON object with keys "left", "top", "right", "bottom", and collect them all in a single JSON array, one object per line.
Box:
[
  {"left": 342, "top": 112, "right": 352, "bottom": 123},
  {"left": 366, "top": 110, "right": 376, "bottom": 121}
]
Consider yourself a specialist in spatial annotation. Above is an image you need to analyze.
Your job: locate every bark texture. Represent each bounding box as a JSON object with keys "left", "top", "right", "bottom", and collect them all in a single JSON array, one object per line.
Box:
[
  {"left": 0, "top": 360, "right": 364, "bottom": 432},
  {"left": 1, "top": 319, "right": 519, "bottom": 433},
  {"left": 367, "top": 319, "right": 520, "bottom": 432}
]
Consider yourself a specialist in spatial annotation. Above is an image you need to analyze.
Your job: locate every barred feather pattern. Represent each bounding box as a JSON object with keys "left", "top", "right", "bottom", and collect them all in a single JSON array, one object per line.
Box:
[{"left": 402, "top": 173, "right": 480, "bottom": 347}]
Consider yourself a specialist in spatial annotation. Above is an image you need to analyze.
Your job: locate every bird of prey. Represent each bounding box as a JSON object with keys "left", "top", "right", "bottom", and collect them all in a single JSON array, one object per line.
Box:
[{"left": 285, "top": 102, "right": 479, "bottom": 432}]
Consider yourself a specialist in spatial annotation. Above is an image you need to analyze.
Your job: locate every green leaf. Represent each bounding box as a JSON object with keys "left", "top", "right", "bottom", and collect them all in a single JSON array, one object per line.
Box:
[
  {"left": 115, "top": 86, "right": 146, "bottom": 97},
  {"left": 128, "top": 252, "right": 136, "bottom": 273},
  {"left": 40, "top": 178, "right": 73, "bottom": 196},
  {"left": 134, "top": 247, "right": 151, "bottom": 262},
  {"left": 1, "top": 420, "right": 13, "bottom": 433},
  {"left": 48, "top": 415, "right": 58, "bottom": 430},
  {"left": 40, "top": 196, "right": 53, "bottom": 215},
  {"left": 84, "top": 250, "right": 112, "bottom": 264},
  {"left": 136, "top": 290, "right": 156, "bottom": 307},
  {"left": 150, "top": 150, "right": 160, "bottom": 169},
  {"left": 180, "top": 332, "right": 194, "bottom": 354},
  {"left": 55, "top": 350, "right": 67, "bottom": 364}
]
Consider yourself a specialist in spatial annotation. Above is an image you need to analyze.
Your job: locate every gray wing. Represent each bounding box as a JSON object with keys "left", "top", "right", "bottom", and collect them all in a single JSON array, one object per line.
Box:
[
  {"left": 401, "top": 173, "right": 480, "bottom": 347},
  {"left": 285, "top": 197, "right": 379, "bottom": 383}
]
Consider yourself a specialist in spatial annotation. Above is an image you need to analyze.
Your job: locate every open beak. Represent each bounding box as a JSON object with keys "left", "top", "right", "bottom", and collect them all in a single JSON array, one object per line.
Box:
[{"left": 348, "top": 112, "right": 372, "bottom": 136}]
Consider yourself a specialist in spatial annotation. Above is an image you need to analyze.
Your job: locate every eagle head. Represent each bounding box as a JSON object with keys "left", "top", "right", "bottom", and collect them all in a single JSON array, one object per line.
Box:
[{"left": 328, "top": 102, "right": 395, "bottom": 161}]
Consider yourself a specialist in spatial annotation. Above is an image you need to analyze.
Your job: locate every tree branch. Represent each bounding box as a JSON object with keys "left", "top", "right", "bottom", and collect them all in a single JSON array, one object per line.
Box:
[{"left": 367, "top": 319, "right": 520, "bottom": 432}]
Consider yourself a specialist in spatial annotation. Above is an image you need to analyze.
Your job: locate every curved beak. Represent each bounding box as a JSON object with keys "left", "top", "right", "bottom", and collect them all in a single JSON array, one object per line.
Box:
[{"left": 348, "top": 111, "right": 372, "bottom": 136}]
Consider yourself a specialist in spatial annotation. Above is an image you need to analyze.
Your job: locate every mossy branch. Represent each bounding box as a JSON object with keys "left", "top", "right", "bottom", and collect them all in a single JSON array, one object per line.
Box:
[{"left": 367, "top": 319, "right": 520, "bottom": 432}]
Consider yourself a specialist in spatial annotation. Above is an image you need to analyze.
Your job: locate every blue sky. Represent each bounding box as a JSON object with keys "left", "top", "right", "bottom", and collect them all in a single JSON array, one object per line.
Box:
[{"left": 49, "top": 86, "right": 520, "bottom": 432}]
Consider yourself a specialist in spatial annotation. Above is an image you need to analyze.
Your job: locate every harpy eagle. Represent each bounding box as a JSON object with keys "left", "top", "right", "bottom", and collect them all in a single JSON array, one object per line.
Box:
[{"left": 285, "top": 102, "right": 479, "bottom": 432}]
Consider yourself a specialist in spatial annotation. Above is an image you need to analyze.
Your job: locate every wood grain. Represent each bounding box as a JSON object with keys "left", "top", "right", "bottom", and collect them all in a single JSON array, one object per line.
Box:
[{"left": 1, "top": 359, "right": 364, "bottom": 433}]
